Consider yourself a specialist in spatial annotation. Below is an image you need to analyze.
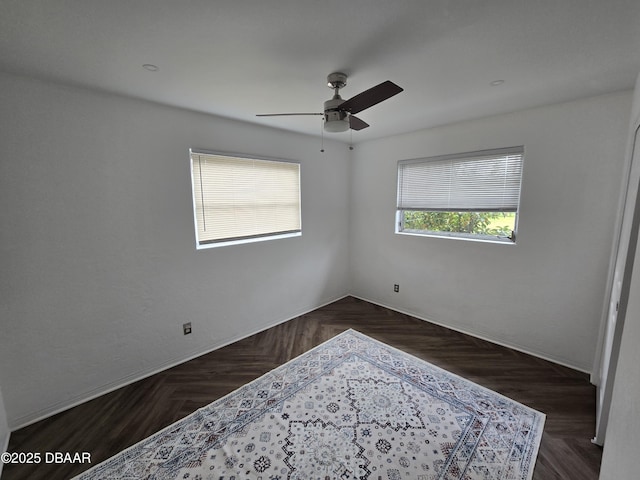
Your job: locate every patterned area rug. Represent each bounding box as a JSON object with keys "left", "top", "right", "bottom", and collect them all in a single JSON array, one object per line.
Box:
[{"left": 74, "top": 329, "right": 545, "bottom": 480}]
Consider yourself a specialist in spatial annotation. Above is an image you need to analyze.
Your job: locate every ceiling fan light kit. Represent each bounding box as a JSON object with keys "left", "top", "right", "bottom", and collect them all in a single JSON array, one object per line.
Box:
[
  {"left": 257, "top": 72, "right": 403, "bottom": 134},
  {"left": 323, "top": 97, "right": 350, "bottom": 132}
]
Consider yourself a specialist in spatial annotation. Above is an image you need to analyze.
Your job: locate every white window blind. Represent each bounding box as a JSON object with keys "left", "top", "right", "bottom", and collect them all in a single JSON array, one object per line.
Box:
[
  {"left": 397, "top": 146, "right": 524, "bottom": 212},
  {"left": 190, "top": 150, "right": 301, "bottom": 247}
]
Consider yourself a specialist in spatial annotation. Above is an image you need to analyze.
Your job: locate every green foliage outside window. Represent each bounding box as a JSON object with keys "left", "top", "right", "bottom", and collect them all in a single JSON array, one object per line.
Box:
[{"left": 402, "top": 211, "right": 515, "bottom": 238}]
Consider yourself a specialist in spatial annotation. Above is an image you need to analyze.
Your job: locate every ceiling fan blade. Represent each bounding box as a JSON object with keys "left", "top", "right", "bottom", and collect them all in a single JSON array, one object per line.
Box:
[
  {"left": 349, "top": 115, "right": 369, "bottom": 131},
  {"left": 256, "top": 113, "right": 323, "bottom": 117},
  {"left": 340, "top": 80, "right": 403, "bottom": 115}
]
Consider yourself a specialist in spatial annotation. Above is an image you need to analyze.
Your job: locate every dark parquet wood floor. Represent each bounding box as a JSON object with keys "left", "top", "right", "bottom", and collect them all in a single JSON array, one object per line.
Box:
[{"left": 2, "top": 296, "right": 601, "bottom": 479}]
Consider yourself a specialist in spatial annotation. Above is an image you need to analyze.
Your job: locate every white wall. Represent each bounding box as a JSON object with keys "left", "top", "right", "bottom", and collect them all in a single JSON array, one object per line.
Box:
[
  {"left": 0, "top": 73, "right": 351, "bottom": 429},
  {"left": 598, "top": 74, "right": 640, "bottom": 480},
  {"left": 349, "top": 92, "right": 632, "bottom": 371},
  {"left": 0, "top": 68, "right": 632, "bottom": 435}
]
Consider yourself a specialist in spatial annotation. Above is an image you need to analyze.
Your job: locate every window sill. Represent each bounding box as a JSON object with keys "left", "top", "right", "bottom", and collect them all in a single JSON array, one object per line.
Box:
[
  {"left": 395, "top": 230, "right": 516, "bottom": 245},
  {"left": 196, "top": 231, "right": 302, "bottom": 250}
]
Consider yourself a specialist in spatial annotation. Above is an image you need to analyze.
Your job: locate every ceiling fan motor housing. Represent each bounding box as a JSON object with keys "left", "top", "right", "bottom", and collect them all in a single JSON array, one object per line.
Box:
[{"left": 324, "top": 95, "right": 350, "bottom": 132}]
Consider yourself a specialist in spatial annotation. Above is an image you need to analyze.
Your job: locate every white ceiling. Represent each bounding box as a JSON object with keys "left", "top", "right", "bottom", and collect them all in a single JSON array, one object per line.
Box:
[{"left": 2, "top": 0, "right": 640, "bottom": 143}]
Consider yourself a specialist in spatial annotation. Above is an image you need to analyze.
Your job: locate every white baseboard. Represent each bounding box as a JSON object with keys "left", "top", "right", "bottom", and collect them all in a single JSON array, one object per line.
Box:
[
  {"left": 349, "top": 294, "right": 591, "bottom": 374},
  {"left": 10, "top": 294, "right": 349, "bottom": 431}
]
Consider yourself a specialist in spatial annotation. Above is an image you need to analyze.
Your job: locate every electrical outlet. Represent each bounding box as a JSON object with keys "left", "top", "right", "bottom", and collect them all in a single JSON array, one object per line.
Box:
[
  {"left": 394, "top": 284, "right": 399, "bottom": 293},
  {"left": 183, "top": 322, "right": 192, "bottom": 335}
]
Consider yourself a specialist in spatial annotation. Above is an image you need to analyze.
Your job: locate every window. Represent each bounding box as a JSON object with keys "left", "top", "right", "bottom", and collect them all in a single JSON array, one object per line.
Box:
[
  {"left": 396, "top": 146, "right": 523, "bottom": 243},
  {"left": 189, "top": 150, "right": 301, "bottom": 248}
]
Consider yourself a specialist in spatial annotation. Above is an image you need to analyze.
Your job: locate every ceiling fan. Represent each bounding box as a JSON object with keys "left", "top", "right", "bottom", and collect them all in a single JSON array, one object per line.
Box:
[{"left": 257, "top": 72, "right": 403, "bottom": 133}]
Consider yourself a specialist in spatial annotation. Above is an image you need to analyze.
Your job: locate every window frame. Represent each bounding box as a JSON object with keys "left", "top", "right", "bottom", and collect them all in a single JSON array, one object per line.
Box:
[
  {"left": 189, "top": 149, "right": 302, "bottom": 249},
  {"left": 395, "top": 146, "right": 524, "bottom": 244}
]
